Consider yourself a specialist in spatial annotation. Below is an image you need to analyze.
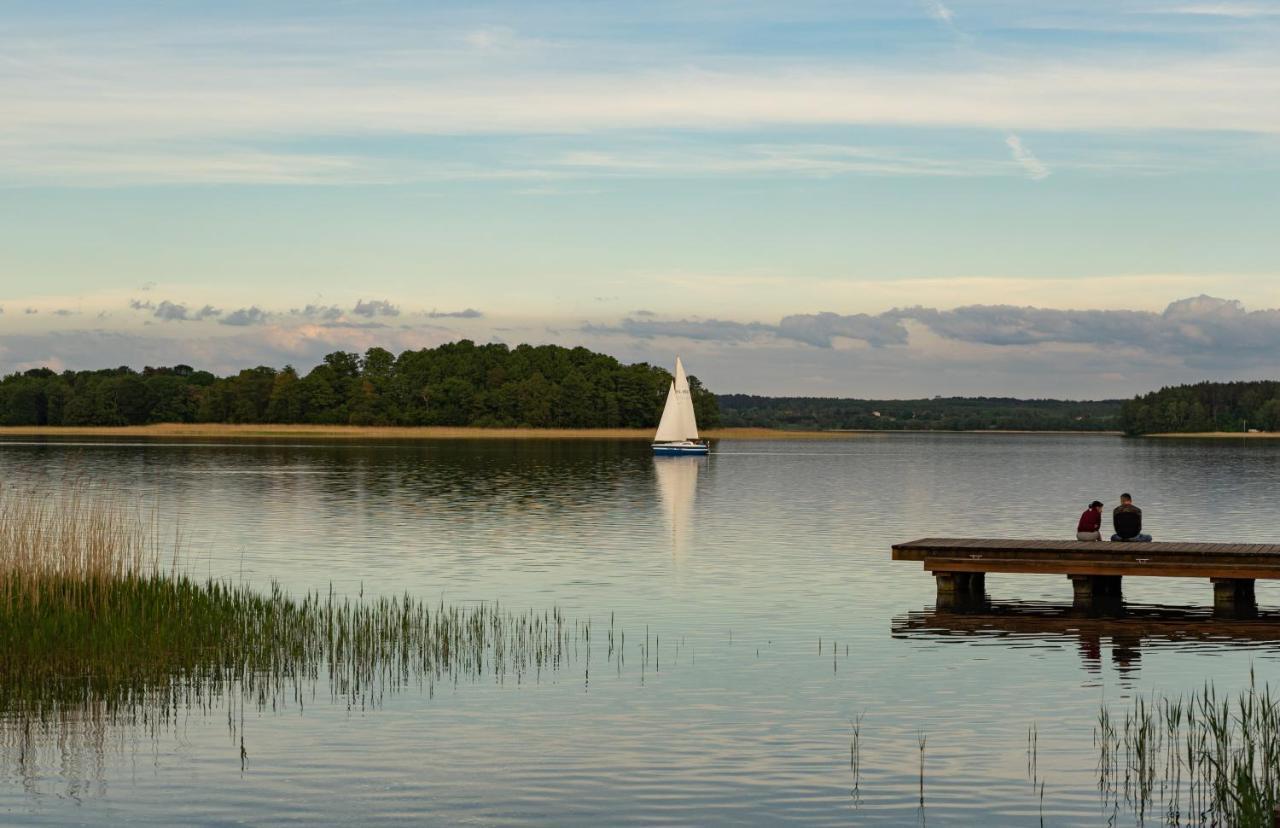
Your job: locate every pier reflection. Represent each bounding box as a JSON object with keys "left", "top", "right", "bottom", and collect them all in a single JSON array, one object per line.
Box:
[{"left": 892, "top": 600, "right": 1280, "bottom": 679}]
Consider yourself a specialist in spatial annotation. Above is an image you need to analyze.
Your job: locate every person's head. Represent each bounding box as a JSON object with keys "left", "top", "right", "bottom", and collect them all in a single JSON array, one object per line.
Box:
[
  {"left": 1120, "top": 493, "right": 1133, "bottom": 505},
  {"left": 1090, "top": 500, "right": 1104, "bottom": 512}
]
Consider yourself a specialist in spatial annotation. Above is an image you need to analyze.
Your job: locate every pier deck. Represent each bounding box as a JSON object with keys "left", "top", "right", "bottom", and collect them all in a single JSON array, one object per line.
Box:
[{"left": 891, "top": 538, "right": 1280, "bottom": 615}]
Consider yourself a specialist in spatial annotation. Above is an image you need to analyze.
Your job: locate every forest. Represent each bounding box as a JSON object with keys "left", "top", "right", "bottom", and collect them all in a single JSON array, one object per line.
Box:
[
  {"left": 1119, "top": 380, "right": 1280, "bottom": 435},
  {"left": 717, "top": 394, "right": 1123, "bottom": 431},
  {"left": 0, "top": 341, "right": 721, "bottom": 429}
]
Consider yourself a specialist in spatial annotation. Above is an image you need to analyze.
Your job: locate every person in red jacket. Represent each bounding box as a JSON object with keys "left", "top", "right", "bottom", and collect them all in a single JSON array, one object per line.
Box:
[{"left": 1076, "top": 500, "right": 1104, "bottom": 541}]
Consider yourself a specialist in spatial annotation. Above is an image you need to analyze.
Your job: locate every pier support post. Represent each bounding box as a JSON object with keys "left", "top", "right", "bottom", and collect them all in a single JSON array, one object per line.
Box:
[
  {"left": 1069, "top": 575, "right": 1123, "bottom": 609},
  {"left": 934, "top": 571, "right": 986, "bottom": 609},
  {"left": 1212, "top": 578, "right": 1257, "bottom": 618}
]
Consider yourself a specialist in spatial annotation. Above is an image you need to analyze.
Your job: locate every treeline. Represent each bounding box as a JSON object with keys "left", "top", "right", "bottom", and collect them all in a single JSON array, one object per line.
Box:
[
  {"left": 1120, "top": 381, "right": 1280, "bottom": 435},
  {"left": 0, "top": 341, "right": 721, "bottom": 429},
  {"left": 718, "top": 395, "right": 1122, "bottom": 431}
]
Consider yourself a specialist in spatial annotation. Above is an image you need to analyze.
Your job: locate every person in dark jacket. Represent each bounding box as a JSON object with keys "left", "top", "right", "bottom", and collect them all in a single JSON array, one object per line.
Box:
[
  {"left": 1111, "top": 493, "right": 1152, "bottom": 542},
  {"left": 1076, "top": 500, "right": 1104, "bottom": 541}
]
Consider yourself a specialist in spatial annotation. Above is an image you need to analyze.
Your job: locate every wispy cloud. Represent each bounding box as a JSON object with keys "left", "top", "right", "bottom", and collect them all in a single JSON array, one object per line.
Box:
[
  {"left": 924, "top": 0, "right": 956, "bottom": 25},
  {"left": 554, "top": 144, "right": 995, "bottom": 178},
  {"left": 1157, "top": 3, "right": 1280, "bottom": 17},
  {"left": 1005, "top": 134, "right": 1051, "bottom": 180},
  {"left": 3, "top": 16, "right": 1280, "bottom": 188}
]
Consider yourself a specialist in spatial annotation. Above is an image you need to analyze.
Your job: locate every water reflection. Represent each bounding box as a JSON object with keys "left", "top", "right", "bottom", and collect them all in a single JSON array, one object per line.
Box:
[
  {"left": 654, "top": 457, "right": 701, "bottom": 561},
  {"left": 5, "top": 434, "right": 1280, "bottom": 824},
  {"left": 893, "top": 600, "right": 1280, "bottom": 681}
]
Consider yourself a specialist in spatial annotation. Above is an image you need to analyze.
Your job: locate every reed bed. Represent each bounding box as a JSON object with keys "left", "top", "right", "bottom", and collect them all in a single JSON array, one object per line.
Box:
[
  {"left": 0, "top": 484, "right": 644, "bottom": 780},
  {"left": 1096, "top": 672, "right": 1280, "bottom": 827}
]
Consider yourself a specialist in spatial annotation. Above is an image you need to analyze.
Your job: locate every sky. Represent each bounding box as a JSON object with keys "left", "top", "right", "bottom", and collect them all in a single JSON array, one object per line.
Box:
[{"left": 2, "top": 0, "right": 1279, "bottom": 398}]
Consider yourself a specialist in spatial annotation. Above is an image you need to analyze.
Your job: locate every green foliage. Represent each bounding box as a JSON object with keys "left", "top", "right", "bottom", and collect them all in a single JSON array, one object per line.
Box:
[
  {"left": 0, "top": 342, "right": 721, "bottom": 429},
  {"left": 1120, "top": 380, "right": 1280, "bottom": 435},
  {"left": 718, "top": 394, "right": 1120, "bottom": 431}
]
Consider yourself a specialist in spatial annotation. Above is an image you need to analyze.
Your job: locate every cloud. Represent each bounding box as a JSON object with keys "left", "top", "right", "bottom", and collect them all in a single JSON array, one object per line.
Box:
[
  {"left": 924, "top": 1, "right": 956, "bottom": 25},
  {"left": 352, "top": 299, "right": 400, "bottom": 318},
  {"left": 584, "top": 317, "right": 776, "bottom": 343},
  {"left": 150, "top": 300, "right": 221, "bottom": 322},
  {"left": 585, "top": 296, "right": 1280, "bottom": 369},
  {"left": 587, "top": 311, "right": 909, "bottom": 348},
  {"left": 153, "top": 301, "right": 188, "bottom": 321},
  {"left": 51, "top": 309, "right": 77, "bottom": 317},
  {"left": 427, "top": 308, "right": 483, "bottom": 319},
  {"left": 553, "top": 144, "right": 992, "bottom": 178},
  {"left": 4, "top": 16, "right": 1280, "bottom": 188},
  {"left": 9, "top": 295, "right": 1280, "bottom": 397},
  {"left": 1158, "top": 3, "right": 1280, "bottom": 16},
  {"left": 24, "top": 308, "right": 37, "bottom": 315},
  {"left": 221, "top": 306, "right": 271, "bottom": 326},
  {"left": 0, "top": 323, "right": 455, "bottom": 378},
  {"left": 776, "top": 312, "right": 911, "bottom": 347},
  {"left": 1005, "top": 134, "right": 1051, "bottom": 180},
  {"left": 294, "top": 304, "right": 345, "bottom": 321},
  {"left": 903, "top": 296, "right": 1280, "bottom": 366}
]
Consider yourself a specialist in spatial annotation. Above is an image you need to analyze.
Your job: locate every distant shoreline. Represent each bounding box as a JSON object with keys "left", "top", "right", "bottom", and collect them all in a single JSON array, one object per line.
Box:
[
  {"left": 0, "top": 424, "right": 1121, "bottom": 441},
  {"left": 1146, "top": 431, "right": 1280, "bottom": 439},
  {"left": 0, "top": 424, "right": 854, "bottom": 441}
]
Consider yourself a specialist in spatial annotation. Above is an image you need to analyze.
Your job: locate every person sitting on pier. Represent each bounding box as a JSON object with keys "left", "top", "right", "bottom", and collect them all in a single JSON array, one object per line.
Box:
[
  {"left": 1076, "top": 500, "right": 1104, "bottom": 541},
  {"left": 1111, "top": 493, "right": 1152, "bottom": 542}
]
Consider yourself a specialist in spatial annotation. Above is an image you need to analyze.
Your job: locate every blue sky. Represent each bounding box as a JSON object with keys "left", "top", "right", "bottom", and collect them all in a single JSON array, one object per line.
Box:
[{"left": 2, "top": 0, "right": 1279, "bottom": 396}]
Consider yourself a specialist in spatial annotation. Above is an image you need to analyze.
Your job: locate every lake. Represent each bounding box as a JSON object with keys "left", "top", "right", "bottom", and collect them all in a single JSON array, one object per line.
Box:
[{"left": 3, "top": 433, "right": 1279, "bottom": 825}]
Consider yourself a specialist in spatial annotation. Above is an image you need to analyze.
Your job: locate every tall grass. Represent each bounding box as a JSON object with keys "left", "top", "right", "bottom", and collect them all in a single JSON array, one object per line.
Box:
[
  {"left": 0, "top": 484, "right": 648, "bottom": 781},
  {"left": 1096, "top": 672, "right": 1280, "bottom": 826}
]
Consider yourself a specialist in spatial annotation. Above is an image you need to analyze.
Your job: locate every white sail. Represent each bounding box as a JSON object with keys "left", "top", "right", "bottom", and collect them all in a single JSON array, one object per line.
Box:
[
  {"left": 673, "top": 357, "right": 699, "bottom": 440},
  {"left": 653, "top": 357, "right": 699, "bottom": 442},
  {"left": 654, "top": 382, "right": 684, "bottom": 442}
]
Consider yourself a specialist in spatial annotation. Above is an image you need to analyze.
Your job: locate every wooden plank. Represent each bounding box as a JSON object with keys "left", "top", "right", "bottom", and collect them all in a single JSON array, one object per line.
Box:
[
  {"left": 921, "top": 556, "right": 1280, "bottom": 580},
  {"left": 892, "top": 538, "right": 1280, "bottom": 567}
]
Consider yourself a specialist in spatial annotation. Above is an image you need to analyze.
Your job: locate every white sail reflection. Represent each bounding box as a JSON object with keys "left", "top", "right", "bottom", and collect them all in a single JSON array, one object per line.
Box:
[{"left": 654, "top": 456, "right": 700, "bottom": 561}]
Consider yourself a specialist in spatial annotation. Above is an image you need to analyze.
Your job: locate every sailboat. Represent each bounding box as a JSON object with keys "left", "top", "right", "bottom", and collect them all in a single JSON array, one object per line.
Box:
[{"left": 652, "top": 357, "right": 710, "bottom": 456}]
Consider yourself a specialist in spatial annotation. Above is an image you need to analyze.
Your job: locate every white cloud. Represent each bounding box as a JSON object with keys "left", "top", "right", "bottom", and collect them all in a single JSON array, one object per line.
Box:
[
  {"left": 1005, "top": 134, "right": 1051, "bottom": 180},
  {"left": 554, "top": 144, "right": 996, "bottom": 178},
  {"left": 3, "top": 19, "right": 1280, "bottom": 186},
  {"left": 1157, "top": 3, "right": 1280, "bottom": 17},
  {"left": 924, "top": 1, "right": 956, "bottom": 25}
]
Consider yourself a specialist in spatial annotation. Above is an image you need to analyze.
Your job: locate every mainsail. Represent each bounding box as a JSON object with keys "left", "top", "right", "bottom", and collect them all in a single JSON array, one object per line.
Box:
[{"left": 653, "top": 357, "right": 699, "bottom": 442}]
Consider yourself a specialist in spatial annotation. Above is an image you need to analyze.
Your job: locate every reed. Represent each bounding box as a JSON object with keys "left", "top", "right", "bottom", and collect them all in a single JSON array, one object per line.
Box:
[
  {"left": 1096, "top": 673, "right": 1280, "bottom": 826},
  {"left": 0, "top": 484, "right": 653, "bottom": 782}
]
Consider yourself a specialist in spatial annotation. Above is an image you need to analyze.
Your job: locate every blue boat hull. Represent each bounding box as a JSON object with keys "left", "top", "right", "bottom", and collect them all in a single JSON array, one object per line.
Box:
[{"left": 652, "top": 443, "right": 710, "bottom": 456}]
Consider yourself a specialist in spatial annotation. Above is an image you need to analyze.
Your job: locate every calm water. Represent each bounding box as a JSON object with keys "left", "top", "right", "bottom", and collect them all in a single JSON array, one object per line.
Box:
[{"left": 3, "top": 433, "right": 1280, "bottom": 825}]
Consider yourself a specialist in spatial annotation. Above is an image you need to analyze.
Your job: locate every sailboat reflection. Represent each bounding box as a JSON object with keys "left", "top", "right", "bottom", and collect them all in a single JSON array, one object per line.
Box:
[
  {"left": 892, "top": 601, "right": 1280, "bottom": 679},
  {"left": 654, "top": 456, "right": 701, "bottom": 560}
]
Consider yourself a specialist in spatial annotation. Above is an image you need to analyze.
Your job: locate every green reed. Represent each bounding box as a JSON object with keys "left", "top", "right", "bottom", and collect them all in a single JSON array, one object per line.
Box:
[
  {"left": 1096, "top": 671, "right": 1280, "bottom": 827},
  {"left": 0, "top": 483, "right": 656, "bottom": 783}
]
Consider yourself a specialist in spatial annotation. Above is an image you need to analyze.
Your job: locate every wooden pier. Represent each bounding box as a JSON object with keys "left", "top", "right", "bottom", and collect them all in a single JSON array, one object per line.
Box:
[{"left": 892, "top": 538, "right": 1280, "bottom": 616}]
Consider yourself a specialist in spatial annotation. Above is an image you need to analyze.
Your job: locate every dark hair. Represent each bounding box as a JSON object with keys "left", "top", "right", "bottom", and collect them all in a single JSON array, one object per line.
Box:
[
  {"left": 1120, "top": 493, "right": 1132, "bottom": 500},
  {"left": 1090, "top": 500, "right": 1103, "bottom": 508}
]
